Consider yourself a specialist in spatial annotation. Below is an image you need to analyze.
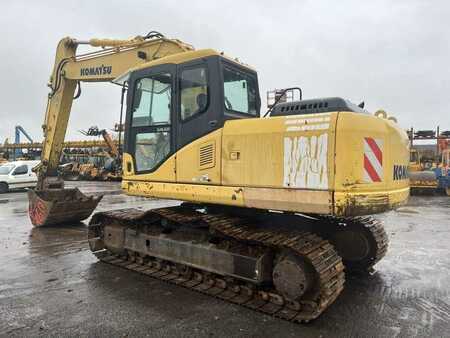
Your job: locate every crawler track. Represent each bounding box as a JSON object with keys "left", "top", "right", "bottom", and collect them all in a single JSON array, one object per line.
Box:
[
  {"left": 313, "top": 215, "right": 388, "bottom": 272},
  {"left": 89, "top": 206, "right": 345, "bottom": 323}
]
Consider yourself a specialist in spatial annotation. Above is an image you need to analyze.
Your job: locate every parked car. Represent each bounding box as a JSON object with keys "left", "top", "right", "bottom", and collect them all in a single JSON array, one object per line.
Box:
[{"left": 0, "top": 160, "right": 40, "bottom": 193}]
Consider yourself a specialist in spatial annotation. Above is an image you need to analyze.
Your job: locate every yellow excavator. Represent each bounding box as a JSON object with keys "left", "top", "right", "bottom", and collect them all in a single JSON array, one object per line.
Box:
[{"left": 28, "top": 31, "right": 410, "bottom": 323}]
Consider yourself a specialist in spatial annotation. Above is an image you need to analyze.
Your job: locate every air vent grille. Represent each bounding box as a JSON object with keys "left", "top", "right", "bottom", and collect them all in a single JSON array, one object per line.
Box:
[{"left": 199, "top": 142, "right": 215, "bottom": 170}]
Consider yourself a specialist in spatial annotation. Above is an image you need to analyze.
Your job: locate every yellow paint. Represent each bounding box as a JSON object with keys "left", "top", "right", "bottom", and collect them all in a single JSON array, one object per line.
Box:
[
  {"left": 222, "top": 113, "right": 336, "bottom": 189},
  {"left": 124, "top": 181, "right": 245, "bottom": 207},
  {"left": 39, "top": 33, "right": 409, "bottom": 217},
  {"left": 409, "top": 148, "right": 422, "bottom": 172},
  {"left": 410, "top": 181, "right": 437, "bottom": 188},
  {"left": 176, "top": 129, "right": 222, "bottom": 184},
  {"left": 130, "top": 49, "right": 255, "bottom": 73},
  {"left": 243, "top": 187, "right": 332, "bottom": 214},
  {"left": 122, "top": 152, "right": 176, "bottom": 185},
  {"left": 333, "top": 112, "right": 409, "bottom": 213},
  {"left": 334, "top": 187, "right": 409, "bottom": 216},
  {"left": 132, "top": 49, "right": 219, "bottom": 72},
  {"left": 123, "top": 110, "right": 410, "bottom": 216},
  {"left": 334, "top": 112, "right": 410, "bottom": 192}
]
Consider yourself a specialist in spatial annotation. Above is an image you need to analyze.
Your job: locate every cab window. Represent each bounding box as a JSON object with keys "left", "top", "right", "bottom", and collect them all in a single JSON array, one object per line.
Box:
[
  {"left": 180, "top": 66, "right": 208, "bottom": 121},
  {"left": 131, "top": 73, "right": 171, "bottom": 127},
  {"left": 135, "top": 132, "right": 170, "bottom": 172},
  {"left": 223, "top": 66, "right": 258, "bottom": 116}
]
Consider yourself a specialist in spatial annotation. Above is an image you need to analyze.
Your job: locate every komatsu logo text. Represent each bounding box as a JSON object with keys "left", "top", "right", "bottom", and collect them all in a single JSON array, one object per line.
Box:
[
  {"left": 393, "top": 165, "right": 408, "bottom": 180},
  {"left": 80, "top": 65, "right": 112, "bottom": 76}
]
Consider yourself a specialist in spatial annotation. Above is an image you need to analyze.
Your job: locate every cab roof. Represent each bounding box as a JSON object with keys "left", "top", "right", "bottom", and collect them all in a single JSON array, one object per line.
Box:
[
  {"left": 135, "top": 49, "right": 221, "bottom": 70},
  {"left": 113, "top": 49, "right": 256, "bottom": 85}
]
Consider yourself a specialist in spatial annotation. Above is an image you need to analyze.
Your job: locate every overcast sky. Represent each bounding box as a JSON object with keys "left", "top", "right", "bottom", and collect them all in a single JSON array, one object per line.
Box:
[{"left": 0, "top": 0, "right": 449, "bottom": 142}]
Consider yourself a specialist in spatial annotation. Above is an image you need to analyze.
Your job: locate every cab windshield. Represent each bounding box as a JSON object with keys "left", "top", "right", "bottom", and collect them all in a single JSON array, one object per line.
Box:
[{"left": 0, "top": 164, "right": 14, "bottom": 175}]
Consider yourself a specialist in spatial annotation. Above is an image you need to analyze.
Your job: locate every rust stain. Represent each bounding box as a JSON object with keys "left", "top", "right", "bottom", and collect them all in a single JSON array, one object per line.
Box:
[
  {"left": 337, "top": 193, "right": 392, "bottom": 216},
  {"left": 29, "top": 198, "right": 48, "bottom": 226}
]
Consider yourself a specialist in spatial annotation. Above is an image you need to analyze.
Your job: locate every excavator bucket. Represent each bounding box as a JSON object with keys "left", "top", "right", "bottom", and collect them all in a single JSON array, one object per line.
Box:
[{"left": 28, "top": 188, "right": 102, "bottom": 226}]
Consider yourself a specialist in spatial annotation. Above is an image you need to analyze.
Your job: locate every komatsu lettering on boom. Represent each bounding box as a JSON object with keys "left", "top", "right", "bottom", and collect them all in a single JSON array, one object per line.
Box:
[{"left": 80, "top": 65, "right": 112, "bottom": 76}]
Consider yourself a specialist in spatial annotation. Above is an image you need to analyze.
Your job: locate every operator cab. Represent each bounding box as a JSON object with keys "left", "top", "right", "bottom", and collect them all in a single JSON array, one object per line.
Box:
[{"left": 123, "top": 50, "right": 260, "bottom": 174}]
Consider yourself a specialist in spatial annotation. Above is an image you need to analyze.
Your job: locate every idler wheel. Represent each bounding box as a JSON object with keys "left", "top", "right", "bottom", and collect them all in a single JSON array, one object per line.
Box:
[
  {"left": 312, "top": 216, "right": 388, "bottom": 272},
  {"left": 326, "top": 222, "right": 381, "bottom": 271},
  {"left": 333, "top": 229, "right": 370, "bottom": 262}
]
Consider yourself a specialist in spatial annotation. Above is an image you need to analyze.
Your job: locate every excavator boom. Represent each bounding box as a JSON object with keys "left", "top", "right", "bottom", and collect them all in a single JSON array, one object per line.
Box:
[{"left": 29, "top": 32, "right": 193, "bottom": 226}]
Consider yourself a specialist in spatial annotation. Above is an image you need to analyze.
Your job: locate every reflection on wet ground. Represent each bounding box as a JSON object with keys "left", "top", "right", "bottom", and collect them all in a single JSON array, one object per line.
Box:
[{"left": 0, "top": 182, "right": 449, "bottom": 337}]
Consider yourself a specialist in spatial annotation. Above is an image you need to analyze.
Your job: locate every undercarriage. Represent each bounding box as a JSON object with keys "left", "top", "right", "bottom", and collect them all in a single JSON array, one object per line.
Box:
[{"left": 88, "top": 205, "right": 388, "bottom": 323}]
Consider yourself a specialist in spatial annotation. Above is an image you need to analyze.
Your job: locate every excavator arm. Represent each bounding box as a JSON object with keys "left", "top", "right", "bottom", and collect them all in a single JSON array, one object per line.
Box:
[
  {"left": 29, "top": 32, "right": 194, "bottom": 226},
  {"left": 39, "top": 32, "right": 192, "bottom": 188}
]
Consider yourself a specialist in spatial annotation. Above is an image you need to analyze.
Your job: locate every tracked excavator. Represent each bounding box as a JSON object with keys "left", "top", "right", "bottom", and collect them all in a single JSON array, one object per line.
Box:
[{"left": 28, "top": 31, "right": 410, "bottom": 322}]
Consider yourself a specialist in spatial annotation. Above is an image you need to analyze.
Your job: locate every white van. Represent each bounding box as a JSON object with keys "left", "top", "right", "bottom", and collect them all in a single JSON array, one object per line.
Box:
[{"left": 0, "top": 160, "right": 40, "bottom": 193}]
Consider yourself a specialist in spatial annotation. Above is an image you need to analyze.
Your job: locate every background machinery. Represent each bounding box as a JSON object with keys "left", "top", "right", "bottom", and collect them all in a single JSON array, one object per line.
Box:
[
  {"left": 409, "top": 147, "right": 438, "bottom": 193},
  {"left": 28, "top": 31, "right": 409, "bottom": 322},
  {"left": 434, "top": 148, "right": 450, "bottom": 195},
  {"left": 14, "top": 125, "right": 34, "bottom": 159},
  {"left": 0, "top": 126, "right": 39, "bottom": 161},
  {"left": 59, "top": 153, "right": 105, "bottom": 181},
  {"left": 59, "top": 126, "right": 122, "bottom": 181},
  {"left": 408, "top": 127, "right": 450, "bottom": 194},
  {"left": 0, "top": 139, "right": 118, "bottom": 160},
  {"left": 80, "top": 126, "right": 122, "bottom": 180}
]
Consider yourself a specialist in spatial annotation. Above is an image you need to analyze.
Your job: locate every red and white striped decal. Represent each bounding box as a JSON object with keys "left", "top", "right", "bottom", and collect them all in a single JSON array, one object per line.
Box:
[{"left": 363, "top": 137, "right": 383, "bottom": 182}]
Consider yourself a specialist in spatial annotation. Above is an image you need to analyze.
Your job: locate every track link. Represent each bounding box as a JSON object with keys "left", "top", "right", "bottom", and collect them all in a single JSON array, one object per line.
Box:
[{"left": 89, "top": 206, "right": 345, "bottom": 323}]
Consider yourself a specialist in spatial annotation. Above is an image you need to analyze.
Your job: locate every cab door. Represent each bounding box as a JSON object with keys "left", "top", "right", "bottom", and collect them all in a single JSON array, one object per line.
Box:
[
  {"left": 177, "top": 57, "right": 222, "bottom": 148},
  {"left": 175, "top": 57, "right": 223, "bottom": 184},
  {"left": 125, "top": 64, "right": 177, "bottom": 181}
]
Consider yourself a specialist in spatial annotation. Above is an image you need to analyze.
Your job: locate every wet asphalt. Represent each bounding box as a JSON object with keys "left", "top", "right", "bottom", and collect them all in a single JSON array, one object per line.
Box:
[{"left": 0, "top": 181, "right": 449, "bottom": 337}]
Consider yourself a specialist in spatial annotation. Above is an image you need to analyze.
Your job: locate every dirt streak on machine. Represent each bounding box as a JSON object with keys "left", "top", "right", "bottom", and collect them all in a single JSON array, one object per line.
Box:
[{"left": 28, "top": 31, "right": 409, "bottom": 322}]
